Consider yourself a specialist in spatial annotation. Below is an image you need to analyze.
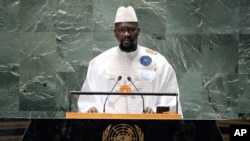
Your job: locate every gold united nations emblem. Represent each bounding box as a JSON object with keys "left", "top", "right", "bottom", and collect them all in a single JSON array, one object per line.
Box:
[{"left": 102, "top": 124, "right": 144, "bottom": 141}]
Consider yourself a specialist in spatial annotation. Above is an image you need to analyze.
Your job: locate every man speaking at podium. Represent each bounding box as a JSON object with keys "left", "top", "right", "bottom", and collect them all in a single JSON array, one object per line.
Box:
[{"left": 78, "top": 6, "right": 182, "bottom": 116}]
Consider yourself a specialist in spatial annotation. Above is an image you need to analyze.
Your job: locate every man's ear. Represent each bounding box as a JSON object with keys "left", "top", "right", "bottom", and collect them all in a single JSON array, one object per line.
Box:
[{"left": 113, "top": 29, "right": 116, "bottom": 37}]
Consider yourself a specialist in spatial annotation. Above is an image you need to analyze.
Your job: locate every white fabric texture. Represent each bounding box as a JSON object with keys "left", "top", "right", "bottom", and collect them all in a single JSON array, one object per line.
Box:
[{"left": 78, "top": 45, "right": 183, "bottom": 116}]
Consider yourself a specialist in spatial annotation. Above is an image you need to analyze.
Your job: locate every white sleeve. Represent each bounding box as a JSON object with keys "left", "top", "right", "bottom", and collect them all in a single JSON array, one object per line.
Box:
[
  {"left": 156, "top": 63, "right": 183, "bottom": 117},
  {"left": 77, "top": 62, "right": 105, "bottom": 113}
]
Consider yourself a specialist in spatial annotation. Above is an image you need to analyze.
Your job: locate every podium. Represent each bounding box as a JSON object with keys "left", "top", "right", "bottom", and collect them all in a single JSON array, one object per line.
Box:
[
  {"left": 65, "top": 93, "right": 182, "bottom": 140},
  {"left": 22, "top": 119, "right": 224, "bottom": 141},
  {"left": 65, "top": 112, "right": 182, "bottom": 119}
]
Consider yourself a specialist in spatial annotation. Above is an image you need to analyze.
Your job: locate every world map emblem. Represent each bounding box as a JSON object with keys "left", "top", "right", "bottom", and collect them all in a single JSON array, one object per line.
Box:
[{"left": 102, "top": 124, "right": 144, "bottom": 141}]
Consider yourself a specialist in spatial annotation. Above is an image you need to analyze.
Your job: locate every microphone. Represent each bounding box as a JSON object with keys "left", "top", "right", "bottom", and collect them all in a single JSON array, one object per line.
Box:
[
  {"left": 103, "top": 75, "right": 122, "bottom": 113},
  {"left": 111, "top": 76, "right": 122, "bottom": 92},
  {"left": 127, "top": 76, "right": 145, "bottom": 113}
]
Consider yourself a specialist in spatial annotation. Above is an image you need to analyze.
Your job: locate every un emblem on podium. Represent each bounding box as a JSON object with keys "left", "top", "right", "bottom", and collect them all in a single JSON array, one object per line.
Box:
[{"left": 102, "top": 124, "right": 144, "bottom": 141}]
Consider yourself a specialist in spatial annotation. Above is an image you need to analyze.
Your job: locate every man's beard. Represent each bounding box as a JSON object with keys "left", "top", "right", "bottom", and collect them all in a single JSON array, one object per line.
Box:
[{"left": 119, "top": 38, "right": 137, "bottom": 53}]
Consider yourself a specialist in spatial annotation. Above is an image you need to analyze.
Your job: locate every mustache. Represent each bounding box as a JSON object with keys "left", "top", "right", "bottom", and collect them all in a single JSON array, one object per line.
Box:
[{"left": 121, "top": 38, "right": 133, "bottom": 42}]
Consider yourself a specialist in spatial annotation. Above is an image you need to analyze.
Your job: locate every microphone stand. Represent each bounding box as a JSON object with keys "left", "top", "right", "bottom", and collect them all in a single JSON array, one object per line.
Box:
[
  {"left": 103, "top": 76, "right": 122, "bottom": 113},
  {"left": 127, "top": 77, "right": 145, "bottom": 113}
]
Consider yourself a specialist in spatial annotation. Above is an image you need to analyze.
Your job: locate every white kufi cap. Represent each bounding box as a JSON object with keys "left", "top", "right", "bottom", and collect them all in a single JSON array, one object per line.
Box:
[{"left": 114, "top": 6, "right": 138, "bottom": 23}]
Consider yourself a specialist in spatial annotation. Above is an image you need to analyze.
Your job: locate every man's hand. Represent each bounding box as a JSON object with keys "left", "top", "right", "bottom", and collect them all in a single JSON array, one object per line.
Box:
[
  {"left": 143, "top": 107, "right": 155, "bottom": 114},
  {"left": 86, "top": 107, "right": 99, "bottom": 113}
]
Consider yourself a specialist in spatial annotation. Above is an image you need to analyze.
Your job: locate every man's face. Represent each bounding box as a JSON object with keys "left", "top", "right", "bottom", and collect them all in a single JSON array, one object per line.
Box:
[{"left": 114, "top": 22, "right": 140, "bottom": 52}]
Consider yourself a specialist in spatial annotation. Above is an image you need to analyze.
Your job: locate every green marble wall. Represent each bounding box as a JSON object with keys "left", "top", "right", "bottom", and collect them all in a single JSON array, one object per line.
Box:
[{"left": 0, "top": 0, "right": 249, "bottom": 119}]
